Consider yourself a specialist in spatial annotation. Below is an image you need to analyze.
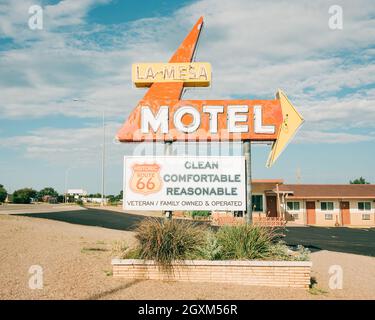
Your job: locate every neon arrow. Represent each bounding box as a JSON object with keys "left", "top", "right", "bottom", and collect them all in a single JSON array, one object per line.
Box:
[{"left": 116, "top": 17, "right": 304, "bottom": 167}]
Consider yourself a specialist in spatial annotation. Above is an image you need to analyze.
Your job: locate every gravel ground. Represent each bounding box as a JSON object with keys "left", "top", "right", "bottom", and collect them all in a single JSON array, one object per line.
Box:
[{"left": 0, "top": 214, "right": 374, "bottom": 300}]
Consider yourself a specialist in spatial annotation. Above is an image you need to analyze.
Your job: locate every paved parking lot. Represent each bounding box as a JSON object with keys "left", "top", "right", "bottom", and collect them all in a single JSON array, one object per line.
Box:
[
  {"left": 282, "top": 226, "right": 375, "bottom": 257},
  {"left": 8, "top": 204, "right": 374, "bottom": 257}
]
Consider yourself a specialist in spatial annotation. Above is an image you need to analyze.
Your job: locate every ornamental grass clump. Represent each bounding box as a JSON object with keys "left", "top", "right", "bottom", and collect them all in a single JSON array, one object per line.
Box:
[
  {"left": 135, "top": 218, "right": 207, "bottom": 265},
  {"left": 216, "top": 224, "right": 282, "bottom": 260},
  {"left": 118, "top": 219, "right": 309, "bottom": 263}
]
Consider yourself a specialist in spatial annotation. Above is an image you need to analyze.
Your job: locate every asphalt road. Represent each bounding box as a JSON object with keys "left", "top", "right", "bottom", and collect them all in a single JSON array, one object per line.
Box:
[
  {"left": 17, "top": 207, "right": 145, "bottom": 232},
  {"left": 16, "top": 207, "right": 375, "bottom": 257},
  {"left": 281, "top": 225, "right": 375, "bottom": 257}
]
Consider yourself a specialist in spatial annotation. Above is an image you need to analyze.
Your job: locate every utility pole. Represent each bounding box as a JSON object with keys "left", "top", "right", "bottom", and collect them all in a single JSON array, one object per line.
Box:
[
  {"left": 243, "top": 141, "right": 252, "bottom": 224},
  {"left": 296, "top": 167, "right": 301, "bottom": 184}
]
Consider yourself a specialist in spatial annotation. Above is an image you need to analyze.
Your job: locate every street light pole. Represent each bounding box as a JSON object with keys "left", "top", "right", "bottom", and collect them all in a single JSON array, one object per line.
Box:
[{"left": 101, "top": 109, "right": 105, "bottom": 207}]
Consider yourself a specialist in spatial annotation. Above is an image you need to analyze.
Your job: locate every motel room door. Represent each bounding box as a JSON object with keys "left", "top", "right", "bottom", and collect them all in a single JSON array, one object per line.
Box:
[
  {"left": 340, "top": 201, "right": 350, "bottom": 225},
  {"left": 266, "top": 196, "right": 277, "bottom": 217},
  {"left": 306, "top": 201, "right": 316, "bottom": 225}
]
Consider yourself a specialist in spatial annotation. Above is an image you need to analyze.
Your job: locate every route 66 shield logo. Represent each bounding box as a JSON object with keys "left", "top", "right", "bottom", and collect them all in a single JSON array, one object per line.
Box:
[{"left": 129, "top": 163, "right": 162, "bottom": 195}]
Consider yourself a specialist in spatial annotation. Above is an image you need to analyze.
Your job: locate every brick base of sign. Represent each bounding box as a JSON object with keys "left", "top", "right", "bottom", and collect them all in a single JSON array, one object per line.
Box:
[
  {"left": 211, "top": 212, "right": 286, "bottom": 227},
  {"left": 112, "top": 259, "right": 312, "bottom": 289}
]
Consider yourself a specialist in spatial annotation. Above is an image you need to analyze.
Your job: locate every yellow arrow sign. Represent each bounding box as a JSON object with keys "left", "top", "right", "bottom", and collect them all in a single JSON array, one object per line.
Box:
[{"left": 266, "top": 90, "right": 304, "bottom": 167}]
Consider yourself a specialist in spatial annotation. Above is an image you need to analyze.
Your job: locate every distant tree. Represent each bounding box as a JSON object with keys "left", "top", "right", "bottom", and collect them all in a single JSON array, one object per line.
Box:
[
  {"left": 0, "top": 184, "right": 7, "bottom": 203},
  {"left": 37, "top": 187, "right": 58, "bottom": 201},
  {"left": 350, "top": 177, "right": 370, "bottom": 184},
  {"left": 13, "top": 188, "right": 38, "bottom": 204},
  {"left": 107, "top": 194, "right": 116, "bottom": 204},
  {"left": 116, "top": 190, "right": 123, "bottom": 201},
  {"left": 88, "top": 193, "right": 102, "bottom": 198}
]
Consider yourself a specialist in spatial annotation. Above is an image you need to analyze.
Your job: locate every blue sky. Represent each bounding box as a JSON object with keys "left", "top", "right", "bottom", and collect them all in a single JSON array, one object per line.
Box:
[{"left": 0, "top": 0, "right": 374, "bottom": 195}]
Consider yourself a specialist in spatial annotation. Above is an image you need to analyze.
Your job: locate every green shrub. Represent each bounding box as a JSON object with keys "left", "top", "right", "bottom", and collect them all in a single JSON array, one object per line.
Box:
[
  {"left": 266, "top": 242, "right": 310, "bottom": 261},
  {"left": 267, "top": 241, "right": 293, "bottom": 261},
  {"left": 216, "top": 224, "right": 281, "bottom": 260},
  {"left": 135, "top": 218, "right": 207, "bottom": 265},
  {"left": 190, "top": 211, "right": 211, "bottom": 219},
  {"left": 292, "top": 245, "right": 310, "bottom": 261},
  {"left": 197, "top": 231, "right": 222, "bottom": 260}
]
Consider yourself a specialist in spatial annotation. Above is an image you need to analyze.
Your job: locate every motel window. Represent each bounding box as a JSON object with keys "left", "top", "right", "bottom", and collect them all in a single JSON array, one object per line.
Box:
[
  {"left": 325, "top": 214, "right": 333, "bottom": 220},
  {"left": 252, "top": 195, "right": 263, "bottom": 212},
  {"left": 358, "top": 202, "right": 371, "bottom": 211},
  {"left": 362, "top": 214, "right": 370, "bottom": 220},
  {"left": 287, "top": 202, "right": 300, "bottom": 211},
  {"left": 321, "top": 202, "right": 334, "bottom": 211}
]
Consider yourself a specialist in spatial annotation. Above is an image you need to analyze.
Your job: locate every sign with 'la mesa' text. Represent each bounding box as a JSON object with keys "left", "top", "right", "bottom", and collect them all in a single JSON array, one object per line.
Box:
[
  {"left": 123, "top": 156, "right": 246, "bottom": 211},
  {"left": 132, "top": 62, "right": 211, "bottom": 87}
]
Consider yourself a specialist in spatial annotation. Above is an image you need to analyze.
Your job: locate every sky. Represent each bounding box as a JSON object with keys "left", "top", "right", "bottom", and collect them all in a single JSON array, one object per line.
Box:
[{"left": 0, "top": 0, "right": 374, "bottom": 195}]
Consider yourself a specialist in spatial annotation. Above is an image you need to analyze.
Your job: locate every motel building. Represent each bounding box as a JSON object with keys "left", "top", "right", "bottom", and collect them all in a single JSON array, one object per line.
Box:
[{"left": 213, "top": 179, "right": 375, "bottom": 227}]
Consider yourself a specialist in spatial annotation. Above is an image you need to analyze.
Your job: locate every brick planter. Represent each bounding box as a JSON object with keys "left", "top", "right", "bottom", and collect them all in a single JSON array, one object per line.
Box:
[{"left": 112, "top": 259, "right": 312, "bottom": 288}]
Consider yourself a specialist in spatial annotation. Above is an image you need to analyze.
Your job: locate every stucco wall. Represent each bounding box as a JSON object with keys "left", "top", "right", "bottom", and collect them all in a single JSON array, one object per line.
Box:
[
  {"left": 349, "top": 200, "right": 374, "bottom": 226},
  {"left": 283, "top": 200, "right": 305, "bottom": 225},
  {"left": 283, "top": 199, "right": 375, "bottom": 226},
  {"left": 313, "top": 200, "right": 341, "bottom": 226}
]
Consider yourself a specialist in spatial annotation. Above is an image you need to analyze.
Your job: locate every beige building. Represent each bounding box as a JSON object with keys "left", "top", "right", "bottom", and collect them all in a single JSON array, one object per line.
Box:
[{"left": 248, "top": 180, "right": 375, "bottom": 227}]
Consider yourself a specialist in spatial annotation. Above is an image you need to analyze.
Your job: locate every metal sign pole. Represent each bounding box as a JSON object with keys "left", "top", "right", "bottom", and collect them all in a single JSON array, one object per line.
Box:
[
  {"left": 164, "top": 141, "right": 173, "bottom": 220},
  {"left": 243, "top": 141, "right": 252, "bottom": 224}
]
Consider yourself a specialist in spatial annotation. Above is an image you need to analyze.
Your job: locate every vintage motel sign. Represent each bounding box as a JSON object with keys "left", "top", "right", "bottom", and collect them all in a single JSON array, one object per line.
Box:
[{"left": 116, "top": 17, "right": 304, "bottom": 167}]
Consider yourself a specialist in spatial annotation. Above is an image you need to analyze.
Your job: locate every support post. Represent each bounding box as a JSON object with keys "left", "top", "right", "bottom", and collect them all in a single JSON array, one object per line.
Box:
[
  {"left": 164, "top": 141, "right": 173, "bottom": 220},
  {"left": 276, "top": 183, "right": 280, "bottom": 218},
  {"left": 243, "top": 141, "right": 252, "bottom": 224}
]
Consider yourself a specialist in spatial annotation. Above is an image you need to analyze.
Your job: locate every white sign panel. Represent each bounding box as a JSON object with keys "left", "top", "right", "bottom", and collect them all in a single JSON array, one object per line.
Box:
[{"left": 123, "top": 156, "right": 246, "bottom": 211}]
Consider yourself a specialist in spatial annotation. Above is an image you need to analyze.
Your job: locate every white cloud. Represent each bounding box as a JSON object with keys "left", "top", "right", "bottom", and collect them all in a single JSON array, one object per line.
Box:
[
  {"left": 0, "top": 121, "right": 130, "bottom": 165},
  {"left": 0, "top": 0, "right": 109, "bottom": 39},
  {"left": 296, "top": 130, "right": 375, "bottom": 144},
  {"left": 297, "top": 88, "right": 375, "bottom": 135}
]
